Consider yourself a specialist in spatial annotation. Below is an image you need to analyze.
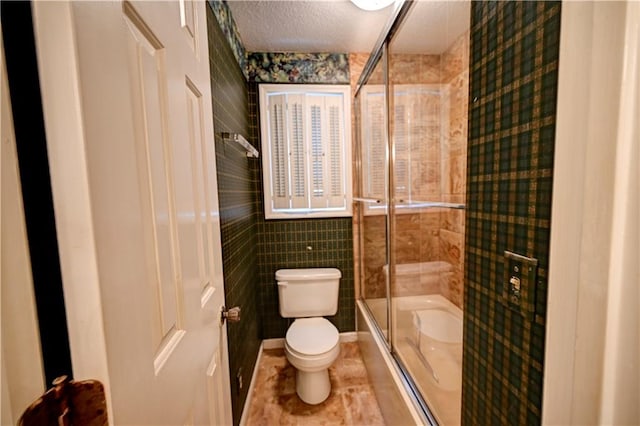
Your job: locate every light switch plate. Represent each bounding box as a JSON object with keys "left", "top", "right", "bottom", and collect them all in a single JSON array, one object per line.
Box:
[{"left": 502, "top": 251, "right": 538, "bottom": 319}]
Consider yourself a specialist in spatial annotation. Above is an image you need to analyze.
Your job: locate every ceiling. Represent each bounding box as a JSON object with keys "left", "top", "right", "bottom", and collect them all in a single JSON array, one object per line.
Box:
[
  {"left": 226, "top": 0, "right": 396, "bottom": 54},
  {"left": 226, "top": 0, "right": 470, "bottom": 55},
  {"left": 392, "top": 1, "right": 470, "bottom": 54}
]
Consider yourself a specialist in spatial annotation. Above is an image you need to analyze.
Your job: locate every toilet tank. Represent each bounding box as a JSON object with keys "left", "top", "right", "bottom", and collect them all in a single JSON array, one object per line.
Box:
[{"left": 276, "top": 268, "right": 341, "bottom": 318}]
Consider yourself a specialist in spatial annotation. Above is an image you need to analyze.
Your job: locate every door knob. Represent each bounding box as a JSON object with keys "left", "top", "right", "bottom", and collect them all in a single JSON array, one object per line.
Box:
[{"left": 221, "top": 306, "right": 241, "bottom": 324}]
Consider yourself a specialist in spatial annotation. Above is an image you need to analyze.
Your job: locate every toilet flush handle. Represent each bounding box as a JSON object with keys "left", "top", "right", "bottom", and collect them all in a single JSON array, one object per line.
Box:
[{"left": 277, "top": 281, "right": 288, "bottom": 287}]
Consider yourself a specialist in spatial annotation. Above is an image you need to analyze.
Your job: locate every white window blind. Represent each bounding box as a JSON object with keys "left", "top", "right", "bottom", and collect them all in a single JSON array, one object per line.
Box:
[
  {"left": 259, "top": 84, "right": 352, "bottom": 219},
  {"left": 268, "top": 94, "right": 288, "bottom": 209}
]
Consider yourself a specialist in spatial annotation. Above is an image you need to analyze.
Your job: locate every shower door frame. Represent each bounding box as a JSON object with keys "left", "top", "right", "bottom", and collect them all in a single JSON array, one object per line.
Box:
[
  {"left": 356, "top": 45, "right": 392, "bottom": 350},
  {"left": 355, "top": 0, "right": 412, "bottom": 352}
]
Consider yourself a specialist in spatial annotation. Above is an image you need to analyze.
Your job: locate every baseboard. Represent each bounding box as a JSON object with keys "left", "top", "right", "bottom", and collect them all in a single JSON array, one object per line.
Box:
[
  {"left": 340, "top": 331, "right": 358, "bottom": 342},
  {"left": 262, "top": 338, "right": 284, "bottom": 349},
  {"left": 238, "top": 341, "right": 264, "bottom": 426}
]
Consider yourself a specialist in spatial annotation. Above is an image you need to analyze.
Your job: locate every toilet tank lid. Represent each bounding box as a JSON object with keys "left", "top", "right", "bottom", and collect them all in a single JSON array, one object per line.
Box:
[{"left": 276, "top": 268, "right": 341, "bottom": 280}]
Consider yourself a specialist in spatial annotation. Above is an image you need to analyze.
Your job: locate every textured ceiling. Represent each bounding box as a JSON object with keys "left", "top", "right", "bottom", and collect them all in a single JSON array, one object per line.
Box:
[
  {"left": 226, "top": 0, "right": 470, "bottom": 54},
  {"left": 393, "top": 1, "right": 470, "bottom": 54},
  {"left": 226, "top": 0, "right": 395, "bottom": 54}
]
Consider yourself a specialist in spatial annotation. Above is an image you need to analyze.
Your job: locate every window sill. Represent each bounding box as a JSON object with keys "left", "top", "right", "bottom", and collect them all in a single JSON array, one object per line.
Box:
[{"left": 264, "top": 209, "right": 353, "bottom": 220}]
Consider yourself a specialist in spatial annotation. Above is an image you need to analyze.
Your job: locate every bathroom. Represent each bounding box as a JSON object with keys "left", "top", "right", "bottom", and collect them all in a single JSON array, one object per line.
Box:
[
  {"left": 206, "top": 0, "right": 638, "bottom": 424},
  {"left": 1, "top": 0, "right": 637, "bottom": 425}
]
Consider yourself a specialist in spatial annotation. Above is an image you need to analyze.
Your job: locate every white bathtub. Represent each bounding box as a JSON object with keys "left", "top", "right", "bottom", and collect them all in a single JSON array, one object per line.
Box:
[
  {"left": 360, "top": 294, "right": 463, "bottom": 425},
  {"left": 357, "top": 300, "right": 428, "bottom": 425}
]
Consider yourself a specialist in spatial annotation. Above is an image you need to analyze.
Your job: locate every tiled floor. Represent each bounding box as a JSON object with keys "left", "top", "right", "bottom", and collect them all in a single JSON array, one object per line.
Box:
[{"left": 245, "top": 342, "right": 386, "bottom": 425}]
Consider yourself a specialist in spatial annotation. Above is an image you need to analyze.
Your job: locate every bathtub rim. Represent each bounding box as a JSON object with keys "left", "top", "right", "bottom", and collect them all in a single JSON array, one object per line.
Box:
[
  {"left": 356, "top": 299, "right": 435, "bottom": 425},
  {"left": 361, "top": 294, "right": 464, "bottom": 424}
]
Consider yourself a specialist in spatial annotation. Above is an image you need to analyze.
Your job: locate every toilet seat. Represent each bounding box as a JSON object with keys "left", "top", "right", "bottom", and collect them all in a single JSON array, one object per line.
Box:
[{"left": 286, "top": 317, "right": 339, "bottom": 356}]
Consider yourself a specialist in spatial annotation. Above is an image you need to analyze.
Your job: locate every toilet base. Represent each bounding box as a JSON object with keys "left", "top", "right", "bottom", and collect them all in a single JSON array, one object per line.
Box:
[{"left": 295, "top": 369, "right": 331, "bottom": 404}]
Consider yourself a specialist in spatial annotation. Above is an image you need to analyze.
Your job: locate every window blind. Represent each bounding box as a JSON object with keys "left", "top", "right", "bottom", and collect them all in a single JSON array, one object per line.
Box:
[
  {"left": 268, "top": 94, "right": 288, "bottom": 209},
  {"left": 260, "top": 84, "right": 352, "bottom": 219}
]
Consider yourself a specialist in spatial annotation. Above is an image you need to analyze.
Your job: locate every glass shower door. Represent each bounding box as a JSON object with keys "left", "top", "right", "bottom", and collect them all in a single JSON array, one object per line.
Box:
[
  {"left": 354, "top": 1, "right": 470, "bottom": 423},
  {"left": 387, "top": 2, "right": 470, "bottom": 424},
  {"left": 355, "top": 52, "right": 390, "bottom": 341}
]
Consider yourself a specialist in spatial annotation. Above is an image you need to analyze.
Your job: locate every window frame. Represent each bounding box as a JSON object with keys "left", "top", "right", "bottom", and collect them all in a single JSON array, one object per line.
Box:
[{"left": 259, "top": 84, "right": 353, "bottom": 220}]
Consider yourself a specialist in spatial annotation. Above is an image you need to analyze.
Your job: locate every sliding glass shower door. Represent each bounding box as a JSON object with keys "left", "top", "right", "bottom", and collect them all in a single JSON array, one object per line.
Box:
[
  {"left": 356, "top": 50, "right": 391, "bottom": 342},
  {"left": 355, "top": 1, "right": 470, "bottom": 424}
]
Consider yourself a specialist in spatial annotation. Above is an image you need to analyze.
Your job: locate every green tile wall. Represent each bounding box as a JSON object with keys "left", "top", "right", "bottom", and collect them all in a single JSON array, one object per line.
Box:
[
  {"left": 207, "top": 7, "right": 260, "bottom": 426},
  {"left": 463, "top": 2, "right": 560, "bottom": 425},
  {"left": 207, "top": 4, "right": 356, "bottom": 421},
  {"left": 251, "top": 85, "right": 356, "bottom": 339},
  {"left": 257, "top": 217, "right": 355, "bottom": 338}
]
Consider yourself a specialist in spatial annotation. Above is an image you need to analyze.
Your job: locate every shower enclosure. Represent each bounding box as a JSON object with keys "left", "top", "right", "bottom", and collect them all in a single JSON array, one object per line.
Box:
[{"left": 354, "top": 1, "right": 470, "bottom": 424}]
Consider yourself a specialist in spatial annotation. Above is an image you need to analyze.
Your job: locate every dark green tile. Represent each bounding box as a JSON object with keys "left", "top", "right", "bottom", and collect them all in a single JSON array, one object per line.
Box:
[
  {"left": 501, "top": 91, "right": 514, "bottom": 129},
  {"left": 521, "top": 32, "right": 537, "bottom": 77},
  {"left": 487, "top": 15, "right": 498, "bottom": 54},
  {"left": 502, "top": 2, "right": 517, "bottom": 41},
  {"left": 522, "top": 2, "right": 538, "bottom": 27},
  {"left": 543, "top": 11, "right": 562, "bottom": 64},
  {"left": 502, "top": 44, "right": 516, "bottom": 86},
  {"left": 542, "top": 70, "right": 559, "bottom": 118},
  {"left": 208, "top": 5, "right": 260, "bottom": 426},
  {"left": 539, "top": 124, "right": 556, "bottom": 169},
  {"left": 518, "top": 81, "right": 535, "bottom": 124}
]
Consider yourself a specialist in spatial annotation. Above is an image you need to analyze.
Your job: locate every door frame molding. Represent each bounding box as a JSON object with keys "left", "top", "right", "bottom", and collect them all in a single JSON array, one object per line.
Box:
[
  {"left": 544, "top": 1, "right": 640, "bottom": 423},
  {"left": 32, "top": 0, "right": 114, "bottom": 419},
  {"left": 1, "top": 0, "right": 73, "bottom": 386}
]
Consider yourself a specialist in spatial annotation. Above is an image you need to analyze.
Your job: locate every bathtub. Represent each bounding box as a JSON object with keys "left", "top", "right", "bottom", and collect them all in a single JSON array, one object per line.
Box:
[
  {"left": 357, "top": 300, "right": 428, "bottom": 425},
  {"left": 359, "top": 294, "right": 463, "bottom": 425}
]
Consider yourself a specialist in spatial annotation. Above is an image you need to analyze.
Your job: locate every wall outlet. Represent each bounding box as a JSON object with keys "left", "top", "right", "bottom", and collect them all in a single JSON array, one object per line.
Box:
[{"left": 502, "top": 251, "right": 538, "bottom": 319}]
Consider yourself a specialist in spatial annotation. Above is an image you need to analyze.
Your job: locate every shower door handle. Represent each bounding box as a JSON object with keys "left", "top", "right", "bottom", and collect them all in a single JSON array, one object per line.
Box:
[{"left": 353, "top": 197, "right": 382, "bottom": 204}]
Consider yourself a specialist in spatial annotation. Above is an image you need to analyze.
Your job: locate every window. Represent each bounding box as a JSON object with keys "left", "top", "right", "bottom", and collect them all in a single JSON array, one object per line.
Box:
[{"left": 259, "top": 84, "right": 352, "bottom": 219}]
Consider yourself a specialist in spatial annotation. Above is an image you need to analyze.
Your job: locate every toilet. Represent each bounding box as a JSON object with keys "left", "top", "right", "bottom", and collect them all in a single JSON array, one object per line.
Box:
[{"left": 276, "top": 268, "right": 341, "bottom": 404}]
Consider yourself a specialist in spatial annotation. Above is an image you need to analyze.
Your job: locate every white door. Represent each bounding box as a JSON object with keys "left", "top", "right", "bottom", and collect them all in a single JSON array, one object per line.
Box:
[
  {"left": 32, "top": 1, "right": 232, "bottom": 424},
  {"left": 1, "top": 29, "right": 46, "bottom": 425}
]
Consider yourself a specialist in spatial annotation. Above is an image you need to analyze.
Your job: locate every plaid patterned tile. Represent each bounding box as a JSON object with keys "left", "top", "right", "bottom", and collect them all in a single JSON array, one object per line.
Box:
[{"left": 462, "top": 2, "right": 561, "bottom": 425}]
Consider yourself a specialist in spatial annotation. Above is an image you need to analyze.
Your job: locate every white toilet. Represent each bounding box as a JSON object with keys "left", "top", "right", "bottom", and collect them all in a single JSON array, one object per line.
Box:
[{"left": 276, "top": 268, "right": 341, "bottom": 405}]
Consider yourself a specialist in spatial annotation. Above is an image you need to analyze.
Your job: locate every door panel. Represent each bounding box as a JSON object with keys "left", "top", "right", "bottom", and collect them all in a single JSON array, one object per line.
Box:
[
  {"left": 124, "top": 3, "right": 186, "bottom": 369},
  {"left": 32, "top": 1, "right": 231, "bottom": 424}
]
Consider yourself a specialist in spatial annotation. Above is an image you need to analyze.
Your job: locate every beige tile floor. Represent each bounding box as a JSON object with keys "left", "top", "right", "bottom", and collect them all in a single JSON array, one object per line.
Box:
[{"left": 245, "top": 342, "right": 386, "bottom": 425}]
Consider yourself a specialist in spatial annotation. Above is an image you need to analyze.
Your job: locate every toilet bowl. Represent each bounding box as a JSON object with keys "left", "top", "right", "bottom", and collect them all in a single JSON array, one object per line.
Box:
[
  {"left": 284, "top": 317, "right": 340, "bottom": 404},
  {"left": 276, "top": 268, "right": 342, "bottom": 404}
]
